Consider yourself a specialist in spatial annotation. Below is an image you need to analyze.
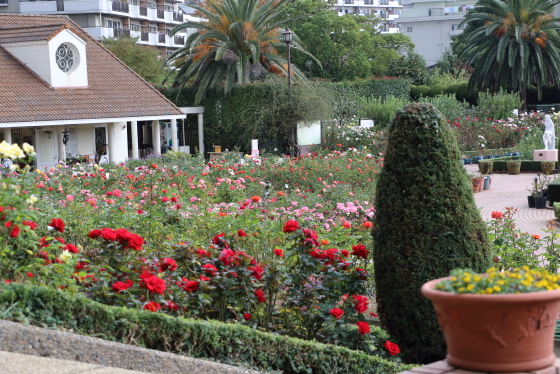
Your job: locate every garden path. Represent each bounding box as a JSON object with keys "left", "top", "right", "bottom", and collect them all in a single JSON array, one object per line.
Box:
[{"left": 465, "top": 164, "right": 556, "bottom": 236}]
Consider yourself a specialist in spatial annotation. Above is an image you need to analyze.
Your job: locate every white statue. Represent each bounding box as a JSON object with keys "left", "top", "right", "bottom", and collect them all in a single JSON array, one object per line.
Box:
[{"left": 543, "top": 114, "right": 556, "bottom": 150}]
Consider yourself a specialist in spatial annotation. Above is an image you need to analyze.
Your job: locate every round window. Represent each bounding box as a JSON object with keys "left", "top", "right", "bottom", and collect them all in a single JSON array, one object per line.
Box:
[{"left": 55, "top": 43, "right": 80, "bottom": 73}]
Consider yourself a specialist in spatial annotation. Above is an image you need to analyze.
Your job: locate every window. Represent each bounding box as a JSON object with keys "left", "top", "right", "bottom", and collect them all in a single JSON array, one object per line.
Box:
[
  {"left": 359, "top": 9, "right": 369, "bottom": 14},
  {"left": 131, "top": 23, "right": 140, "bottom": 31},
  {"left": 148, "top": 25, "right": 158, "bottom": 33},
  {"left": 452, "top": 24, "right": 464, "bottom": 31},
  {"left": 379, "top": 10, "right": 386, "bottom": 17},
  {"left": 148, "top": 2, "right": 156, "bottom": 8},
  {"left": 55, "top": 43, "right": 80, "bottom": 73},
  {"left": 105, "top": 19, "right": 121, "bottom": 28},
  {"left": 344, "top": 0, "right": 353, "bottom": 4}
]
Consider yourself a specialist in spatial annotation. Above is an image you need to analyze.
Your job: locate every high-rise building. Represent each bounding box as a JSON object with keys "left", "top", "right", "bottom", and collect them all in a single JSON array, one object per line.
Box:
[
  {"left": 331, "top": 0, "right": 403, "bottom": 34},
  {"left": 1, "top": 0, "right": 199, "bottom": 54}
]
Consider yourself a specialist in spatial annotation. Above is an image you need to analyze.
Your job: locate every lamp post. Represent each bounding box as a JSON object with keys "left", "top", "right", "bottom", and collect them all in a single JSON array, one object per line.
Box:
[{"left": 282, "top": 27, "right": 293, "bottom": 90}]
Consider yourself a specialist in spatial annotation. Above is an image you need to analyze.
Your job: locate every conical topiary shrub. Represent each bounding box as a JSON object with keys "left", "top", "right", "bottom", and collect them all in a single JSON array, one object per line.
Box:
[{"left": 372, "top": 103, "right": 492, "bottom": 364}]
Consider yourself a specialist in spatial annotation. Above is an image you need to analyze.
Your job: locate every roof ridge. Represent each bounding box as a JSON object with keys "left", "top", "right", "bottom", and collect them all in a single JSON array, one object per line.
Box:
[
  {"left": 0, "top": 23, "right": 67, "bottom": 31},
  {"left": 0, "top": 13, "right": 70, "bottom": 18}
]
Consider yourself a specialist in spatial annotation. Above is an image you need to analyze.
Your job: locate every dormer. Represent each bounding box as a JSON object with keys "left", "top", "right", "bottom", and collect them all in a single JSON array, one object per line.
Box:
[{"left": 0, "top": 24, "right": 88, "bottom": 88}]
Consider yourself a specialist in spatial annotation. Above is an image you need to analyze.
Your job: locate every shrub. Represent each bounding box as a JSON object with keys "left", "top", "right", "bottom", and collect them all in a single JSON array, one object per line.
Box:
[
  {"left": 419, "top": 94, "right": 469, "bottom": 121},
  {"left": 427, "top": 85, "right": 446, "bottom": 98},
  {"left": 477, "top": 90, "right": 522, "bottom": 120},
  {"left": 409, "top": 85, "right": 430, "bottom": 101},
  {"left": 0, "top": 283, "right": 416, "bottom": 374},
  {"left": 358, "top": 96, "right": 409, "bottom": 128},
  {"left": 455, "top": 83, "right": 478, "bottom": 105},
  {"left": 372, "top": 103, "right": 492, "bottom": 363}
]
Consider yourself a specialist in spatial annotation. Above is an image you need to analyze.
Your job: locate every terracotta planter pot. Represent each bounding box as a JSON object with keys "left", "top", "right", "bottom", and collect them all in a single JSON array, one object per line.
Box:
[
  {"left": 421, "top": 278, "right": 560, "bottom": 372},
  {"left": 472, "top": 184, "right": 479, "bottom": 193}
]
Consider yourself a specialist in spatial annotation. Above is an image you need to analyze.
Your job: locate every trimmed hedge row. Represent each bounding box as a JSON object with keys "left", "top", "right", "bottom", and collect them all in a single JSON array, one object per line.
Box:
[
  {"left": 0, "top": 284, "right": 415, "bottom": 374},
  {"left": 548, "top": 179, "right": 560, "bottom": 206},
  {"left": 488, "top": 160, "right": 556, "bottom": 172}
]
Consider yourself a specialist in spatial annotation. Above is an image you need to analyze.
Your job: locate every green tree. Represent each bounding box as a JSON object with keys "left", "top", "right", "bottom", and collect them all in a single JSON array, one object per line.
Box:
[
  {"left": 456, "top": 0, "right": 560, "bottom": 106},
  {"left": 385, "top": 52, "right": 429, "bottom": 85},
  {"left": 102, "top": 36, "right": 166, "bottom": 84},
  {"left": 167, "top": 0, "right": 315, "bottom": 104},
  {"left": 373, "top": 103, "right": 492, "bottom": 364},
  {"left": 287, "top": 5, "right": 412, "bottom": 81}
]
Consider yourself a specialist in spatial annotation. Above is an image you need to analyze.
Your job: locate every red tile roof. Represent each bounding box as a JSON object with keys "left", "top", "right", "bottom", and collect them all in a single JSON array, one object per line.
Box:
[{"left": 0, "top": 13, "right": 184, "bottom": 124}]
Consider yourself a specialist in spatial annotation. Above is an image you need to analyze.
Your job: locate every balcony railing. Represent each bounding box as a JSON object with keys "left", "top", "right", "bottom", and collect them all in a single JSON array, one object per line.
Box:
[
  {"left": 114, "top": 26, "right": 131, "bottom": 37},
  {"left": 141, "top": 32, "right": 149, "bottom": 41},
  {"left": 140, "top": 5, "right": 147, "bottom": 15},
  {"left": 130, "top": 0, "right": 139, "bottom": 5},
  {"left": 0, "top": 0, "right": 9, "bottom": 4},
  {"left": 174, "top": 35, "right": 185, "bottom": 45},
  {"left": 112, "top": 0, "right": 129, "bottom": 13},
  {"left": 158, "top": 33, "right": 166, "bottom": 43},
  {"left": 173, "top": 11, "right": 183, "bottom": 21},
  {"left": 157, "top": 8, "right": 165, "bottom": 18}
]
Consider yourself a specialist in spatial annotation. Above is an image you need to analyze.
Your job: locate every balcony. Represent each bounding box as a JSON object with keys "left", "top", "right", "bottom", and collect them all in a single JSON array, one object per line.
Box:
[
  {"left": 158, "top": 33, "right": 166, "bottom": 43},
  {"left": 113, "top": 26, "right": 131, "bottom": 37},
  {"left": 140, "top": 32, "right": 149, "bottom": 41},
  {"left": 157, "top": 8, "right": 165, "bottom": 19},
  {"left": 111, "top": 0, "right": 129, "bottom": 13},
  {"left": 0, "top": 0, "right": 8, "bottom": 5},
  {"left": 174, "top": 35, "right": 185, "bottom": 45},
  {"left": 173, "top": 11, "right": 183, "bottom": 22},
  {"left": 140, "top": 5, "right": 147, "bottom": 16}
]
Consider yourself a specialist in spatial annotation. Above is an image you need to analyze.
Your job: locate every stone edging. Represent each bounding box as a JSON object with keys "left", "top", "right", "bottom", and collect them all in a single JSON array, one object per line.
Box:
[{"left": 0, "top": 319, "right": 266, "bottom": 374}]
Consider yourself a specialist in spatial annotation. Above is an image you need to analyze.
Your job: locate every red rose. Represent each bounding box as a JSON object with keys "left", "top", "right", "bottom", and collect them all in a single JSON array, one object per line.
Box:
[
  {"left": 49, "top": 218, "right": 65, "bottom": 233},
  {"left": 143, "top": 301, "right": 161, "bottom": 312},
  {"left": 212, "top": 233, "right": 226, "bottom": 245},
  {"left": 302, "top": 228, "right": 319, "bottom": 247},
  {"left": 273, "top": 248, "right": 284, "bottom": 257},
  {"left": 330, "top": 308, "right": 344, "bottom": 319},
  {"left": 254, "top": 289, "right": 265, "bottom": 303},
  {"left": 237, "top": 230, "right": 247, "bottom": 237},
  {"left": 219, "top": 248, "right": 236, "bottom": 266},
  {"left": 384, "top": 340, "right": 400, "bottom": 356},
  {"left": 532, "top": 234, "right": 541, "bottom": 240},
  {"left": 126, "top": 233, "right": 144, "bottom": 250},
  {"left": 64, "top": 243, "right": 79, "bottom": 254},
  {"left": 202, "top": 264, "right": 218, "bottom": 275},
  {"left": 352, "top": 295, "right": 369, "bottom": 313},
  {"left": 199, "top": 275, "right": 210, "bottom": 281},
  {"left": 342, "top": 221, "right": 352, "bottom": 229},
  {"left": 140, "top": 272, "right": 166, "bottom": 294},
  {"left": 251, "top": 195, "right": 261, "bottom": 202},
  {"left": 165, "top": 300, "right": 178, "bottom": 311},
  {"left": 283, "top": 220, "right": 300, "bottom": 233},
  {"left": 491, "top": 211, "right": 503, "bottom": 219},
  {"left": 248, "top": 264, "right": 264, "bottom": 280},
  {"left": 115, "top": 228, "right": 132, "bottom": 243},
  {"left": 185, "top": 280, "right": 199, "bottom": 292},
  {"left": 9, "top": 225, "right": 20, "bottom": 238},
  {"left": 357, "top": 321, "right": 370, "bottom": 335},
  {"left": 351, "top": 244, "right": 369, "bottom": 259},
  {"left": 356, "top": 267, "right": 368, "bottom": 280},
  {"left": 22, "top": 221, "right": 37, "bottom": 230},
  {"left": 243, "top": 313, "right": 252, "bottom": 321},
  {"left": 100, "top": 228, "right": 117, "bottom": 241},
  {"left": 27, "top": 272, "right": 33, "bottom": 278},
  {"left": 160, "top": 258, "right": 177, "bottom": 271},
  {"left": 111, "top": 279, "right": 133, "bottom": 293},
  {"left": 88, "top": 229, "right": 102, "bottom": 239}
]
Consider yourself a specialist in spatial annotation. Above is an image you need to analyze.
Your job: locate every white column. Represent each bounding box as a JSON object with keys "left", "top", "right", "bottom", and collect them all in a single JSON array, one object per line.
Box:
[
  {"left": 171, "top": 118, "right": 179, "bottom": 152},
  {"left": 3, "top": 128, "right": 11, "bottom": 144},
  {"left": 152, "top": 120, "right": 161, "bottom": 155},
  {"left": 107, "top": 122, "right": 116, "bottom": 163},
  {"left": 197, "top": 113, "right": 204, "bottom": 156},
  {"left": 131, "top": 121, "right": 139, "bottom": 159},
  {"left": 57, "top": 126, "right": 66, "bottom": 162}
]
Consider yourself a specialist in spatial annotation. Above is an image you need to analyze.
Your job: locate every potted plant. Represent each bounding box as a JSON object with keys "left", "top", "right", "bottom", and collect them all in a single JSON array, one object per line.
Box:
[
  {"left": 478, "top": 159, "right": 493, "bottom": 174},
  {"left": 533, "top": 174, "right": 550, "bottom": 209},
  {"left": 471, "top": 174, "right": 484, "bottom": 192},
  {"left": 542, "top": 161, "right": 556, "bottom": 174},
  {"left": 422, "top": 267, "right": 560, "bottom": 372},
  {"left": 507, "top": 160, "right": 522, "bottom": 174}
]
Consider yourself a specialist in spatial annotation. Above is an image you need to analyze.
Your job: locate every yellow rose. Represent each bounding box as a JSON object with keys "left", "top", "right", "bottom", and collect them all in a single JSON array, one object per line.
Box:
[
  {"left": 22, "top": 143, "right": 36, "bottom": 156},
  {"left": 59, "top": 250, "right": 72, "bottom": 263}
]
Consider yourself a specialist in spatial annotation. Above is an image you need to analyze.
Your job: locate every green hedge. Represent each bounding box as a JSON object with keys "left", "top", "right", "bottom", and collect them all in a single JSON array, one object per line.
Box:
[
  {"left": 488, "top": 160, "right": 555, "bottom": 172},
  {"left": 548, "top": 179, "right": 560, "bottom": 205},
  {"left": 0, "top": 284, "right": 415, "bottom": 374}
]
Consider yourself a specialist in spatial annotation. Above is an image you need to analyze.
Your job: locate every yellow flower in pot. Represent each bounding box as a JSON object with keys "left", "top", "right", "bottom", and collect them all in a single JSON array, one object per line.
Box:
[{"left": 422, "top": 267, "right": 560, "bottom": 372}]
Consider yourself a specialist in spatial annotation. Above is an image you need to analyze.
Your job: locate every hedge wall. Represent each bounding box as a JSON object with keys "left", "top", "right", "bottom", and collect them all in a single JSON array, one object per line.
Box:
[
  {"left": 158, "top": 78, "right": 410, "bottom": 154},
  {"left": 0, "top": 283, "right": 415, "bottom": 374},
  {"left": 487, "top": 160, "right": 555, "bottom": 172}
]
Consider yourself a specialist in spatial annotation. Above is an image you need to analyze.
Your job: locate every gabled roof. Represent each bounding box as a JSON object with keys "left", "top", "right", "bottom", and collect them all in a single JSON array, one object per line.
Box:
[
  {"left": 0, "top": 24, "right": 77, "bottom": 44},
  {"left": 0, "top": 13, "right": 184, "bottom": 125}
]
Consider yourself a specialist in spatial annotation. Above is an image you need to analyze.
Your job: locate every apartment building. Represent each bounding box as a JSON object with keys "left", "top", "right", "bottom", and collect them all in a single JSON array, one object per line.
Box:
[
  {"left": 331, "top": 0, "right": 402, "bottom": 33},
  {"left": 1, "top": 0, "right": 199, "bottom": 54}
]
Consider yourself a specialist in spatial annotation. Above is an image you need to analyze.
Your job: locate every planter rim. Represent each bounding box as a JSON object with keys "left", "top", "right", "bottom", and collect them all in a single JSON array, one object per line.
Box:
[{"left": 421, "top": 276, "right": 560, "bottom": 304}]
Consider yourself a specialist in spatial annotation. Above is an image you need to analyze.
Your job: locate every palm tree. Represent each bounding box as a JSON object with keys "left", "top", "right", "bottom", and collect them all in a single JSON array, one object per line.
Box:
[
  {"left": 457, "top": 0, "right": 560, "bottom": 107},
  {"left": 167, "top": 0, "right": 316, "bottom": 104}
]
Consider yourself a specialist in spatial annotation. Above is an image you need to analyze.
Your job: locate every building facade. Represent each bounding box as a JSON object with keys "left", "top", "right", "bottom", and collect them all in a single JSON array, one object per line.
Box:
[
  {"left": 331, "top": 0, "right": 402, "bottom": 33},
  {"left": 2, "top": 0, "right": 199, "bottom": 54}
]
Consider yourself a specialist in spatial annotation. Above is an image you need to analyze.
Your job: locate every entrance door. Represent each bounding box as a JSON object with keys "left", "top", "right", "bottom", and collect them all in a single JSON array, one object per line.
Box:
[{"left": 36, "top": 129, "right": 58, "bottom": 170}]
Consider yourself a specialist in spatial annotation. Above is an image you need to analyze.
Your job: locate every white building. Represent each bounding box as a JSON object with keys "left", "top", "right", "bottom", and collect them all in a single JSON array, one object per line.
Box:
[
  {"left": 2, "top": 0, "right": 199, "bottom": 55},
  {"left": 331, "top": 0, "right": 402, "bottom": 34},
  {"left": 396, "top": 0, "right": 476, "bottom": 66},
  {"left": 0, "top": 13, "right": 188, "bottom": 169}
]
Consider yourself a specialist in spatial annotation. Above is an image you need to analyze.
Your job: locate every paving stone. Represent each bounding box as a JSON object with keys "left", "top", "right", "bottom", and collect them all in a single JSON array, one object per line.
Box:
[{"left": 423, "top": 360, "right": 456, "bottom": 372}]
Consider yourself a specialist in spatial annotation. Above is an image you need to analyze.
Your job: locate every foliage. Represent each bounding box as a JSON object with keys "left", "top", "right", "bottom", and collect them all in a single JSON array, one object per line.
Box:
[
  {"left": 358, "top": 96, "right": 408, "bottom": 128},
  {"left": 419, "top": 94, "right": 470, "bottom": 121},
  {"left": 0, "top": 283, "right": 416, "bottom": 374},
  {"left": 102, "top": 36, "right": 167, "bottom": 84},
  {"left": 436, "top": 267, "right": 560, "bottom": 294},
  {"left": 477, "top": 90, "right": 522, "bottom": 120},
  {"left": 287, "top": 5, "right": 413, "bottom": 81},
  {"left": 319, "top": 124, "right": 388, "bottom": 154},
  {"left": 166, "top": 0, "right": 315, "bottom": 104},
  {"left": 385, "top": 52, "right": 429, "bottom": 86},
  {"left": 456, "top": 0, "right": 560, "bottom": 105},
  {"left": 373, "top": 103, "right": 492, "bottom": 363}
]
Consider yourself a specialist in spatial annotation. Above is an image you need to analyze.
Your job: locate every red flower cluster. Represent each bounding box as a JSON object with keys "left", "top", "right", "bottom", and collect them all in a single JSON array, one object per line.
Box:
[
  {"left": 351, "top": 244, "right": 369, "bottom": 259},
  {"left": 254, "top": 289, "right": 266, "bottom": 303},
  {"left": 143, "top": 301, "right": 161, "bottom": 312},
  {"left": 352, "top": 295, "right": 369, "bottom": 313},
  {"left": 202, "top": 264, "right": 218, "bottom": 275},
  {"left": 159, "top": 258, "right": 177, "bottom": 271},
  {"left": 49, "top": 218, "right": 65, "bottom": 233},
  {"left": 384, "top": 340, "right": 400, "bottom": 356},
  {"left": 139, "top": 272, "right": 166, "bottom": 294},
  {"left": 283, "top": 220, "right": 300, "bottom": 233},
  {"left": 273, "top": 248, "right": 284, "bottom": 257},
  {"left": 329, "top": 308, "right": 344, "bottom": 319},
  {"left": 177, "top": 277, "right": 199, "bottom": 292},
  {"left": 491, "top": 211, "right": 504, "bottom": 219},
  {"left": 111, "top": 279, "right": 133, "bottom": 293},
  {"left": 88, "top": 228, "right": 144, "bottom": 250},
  {"left": 5, "top": 222, "right": 20, "bottom": 238},
  {"left": 357, "top": 321, "right": 370, "bottom": 335},
  {"left": 302, "top": 228, "right": 319, "bottom": 247}
]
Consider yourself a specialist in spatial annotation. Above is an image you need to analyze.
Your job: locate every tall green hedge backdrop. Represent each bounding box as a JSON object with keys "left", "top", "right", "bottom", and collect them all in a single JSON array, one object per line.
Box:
[{"left": 159, "top": 77, "right": 410, "bottom": 153}]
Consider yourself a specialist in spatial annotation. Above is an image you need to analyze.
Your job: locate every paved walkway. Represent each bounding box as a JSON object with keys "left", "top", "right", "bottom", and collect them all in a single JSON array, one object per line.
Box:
[{"left": 466, "top": 164, "right": 556, "bottom": 235}]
